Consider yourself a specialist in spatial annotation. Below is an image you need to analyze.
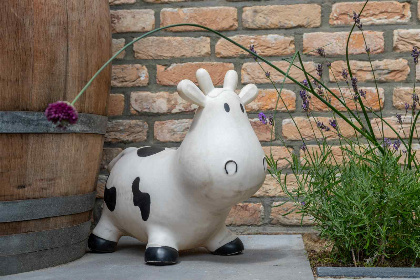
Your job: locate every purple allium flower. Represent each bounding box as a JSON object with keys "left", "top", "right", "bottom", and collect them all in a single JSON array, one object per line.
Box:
[
  {"left": 341, "top": 69, "right": 348, "bottom": 80},
  {"left": 393, "top": 139, "right": 401, "bottom": 151},
  {"left": 265, "top": 71, "right": 271, "bottom": 78},
  {"left": 316, "top": 63, "right": 323, "bottom": 78},
  {"left": 44, "top": 101, "right": 78, "bottom": 128},
  {"left": 396, "top": 113, "right": 402, "bottom": 125},
  {"left": 258, "top": 112, "right": 267, "bottom": 124},
  {"left": 412, "top": 46, "right": 419, "bottom": 64},
  {"left": 359, "top": 89, "right": 366, "bottom": 98},
  {"left": 351, "top": 77, "right": 358, "bottom": 93},
  {"left": 316, "top": 47, "right": 326, "bottom": 57},
  {"left": 268, "top": 115, "right": 274, "bottom": 126},
  {"left": 329, "top": 119, "right": 338, "bottom": 130},
  {"left": 353, "top": 11, "right": 362, "bottom": 30},
  {"left": 249, "top": 44, "right": 257, "bottom": 60},
  {"left": 301, "top": 143, "right": 307, "bottom": 151},
  {"left": 405, "top": 103, "right": 410, "bottom": 113}
]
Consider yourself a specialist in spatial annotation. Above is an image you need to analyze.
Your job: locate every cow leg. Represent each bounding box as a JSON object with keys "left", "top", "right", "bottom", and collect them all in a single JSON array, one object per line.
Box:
[
  {"left": 88, "top": 211, "right": 123, "bottom": 253},
  {"left": 205, "top": 225, "right": 244, "bottom": 256},
  {"left": 145, "top": 227, "right": 179, "bottom": 265}
]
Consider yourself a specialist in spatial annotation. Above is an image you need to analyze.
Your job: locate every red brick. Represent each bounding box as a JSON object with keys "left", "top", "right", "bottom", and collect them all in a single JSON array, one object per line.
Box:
[
  {"left": 270, "top": 202, "right": 314, "bottom": 226},
  {"left": 108, "top": 94, "right": 125, "bottom": 116},
  {"left": 156, "top": 62, "right": 234, "bottom": 86},
  {"left": 96, "top": 175, "right": 108, "bottom": 199},
  {"left": 261, "top": 146, "right": 293, "bottom": 169},
  {"left": 133, "top": 37, "right": 210, "bottom": 59},
  {"left": 131, "top": 91, "right": 197, "bottom": 114},
  {"left": 226, "top": 203, "right": 263, "bottom": 226},
  {"left": 112, "top": 38, "right": 126, "bottom": 59},
  {"left": 216, "top": 35, "right": 294, "bottom": 58},
  {"left": 393, "top": 29, "right": 420, "bottom": 52},
  {"left": 393, "top": 88, "right": 420, "bottom": 109},
  {"left": 250, "top": 118, "right": 274, "bottom": 141},
  {"left": 160, "top": 7, "right": 237, "bottom": 32},
  {"left": 243, "top": 4, "right": 321, "bottom": 29},
  {"left": 303, "top": 31, "right": 384, "bottom": 56},
  {"left": 241, "top": 61, "right": 316, "bottom": 84},
  {"left": 309, "top": 87, "right": 384, "bottom": 112},
  {"left": 282, "top": 117, "right": 360, "bottom": 140},
  {"left": 329, "top": 59, "right": 409, "bottom": 82},
  {"left": 299, "top": 145, "right": 367, "bottom": 165},
  {"left": 254, "top": 174, "right": 307, "bottom": 197},
  {"left": 246, "top": 89, "right": 296, "bottom": 112},
  {"left": 105, "top": 120, "right": 148, "bottom": 143},
  {"left": 111, "top": 10, "right": 155, "bottom": 33},
  {"left": 144, "top": 0, "right": 185, "bottom": 2},
  {"left": 330, "top": 1, "right": 411, "bottom": 26},
  {"left": 101, "top": 148, "right": 123, "bottom": 170},
  {"left": 371, "top": 116, "right": 420, "bottom": 139},
  {"left": 111, "top": 64, "right": 149, "bottom": 87},
  {"left": 154, "top": 119, "right": 192, "bottom": 142}
]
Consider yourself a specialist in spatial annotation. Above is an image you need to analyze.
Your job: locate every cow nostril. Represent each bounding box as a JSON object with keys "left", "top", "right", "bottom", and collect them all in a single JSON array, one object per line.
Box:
[
  {"left": 225, "top": 160, "right": 237, "bottom": 176},
  {"left": 263, "top": 157, "right": 267, "bottom": 171}
]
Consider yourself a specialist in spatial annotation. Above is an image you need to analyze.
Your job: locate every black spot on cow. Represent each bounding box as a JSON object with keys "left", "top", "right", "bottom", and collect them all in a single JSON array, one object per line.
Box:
[
  {"left": 137, "top": 146, "right": 165, "bottom": 157},
  {"left": 224, "top": 103, "right": 230, "bottom": 112},
  {"left": 132, "top": 177, "right": 151, "bottom": 221},
  {"left": 104, "top": 187, "right": 117, "bottom": 212},
  {"left": 240, "top": 103, "right": 245, "bottom": 113}
]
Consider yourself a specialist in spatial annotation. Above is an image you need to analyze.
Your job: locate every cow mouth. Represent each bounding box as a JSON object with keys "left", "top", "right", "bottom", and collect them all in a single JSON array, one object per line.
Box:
[{"left": 225, "top": 160, "right": 238, "bottom": 176}]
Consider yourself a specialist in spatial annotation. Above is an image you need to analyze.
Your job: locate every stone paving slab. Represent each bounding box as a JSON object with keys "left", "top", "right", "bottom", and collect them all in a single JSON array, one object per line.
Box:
[
  {"left": 318, "top": 278, "right": 418, "bottom": 280},
  {"left": 3, "top": 235, "right": 315, "bottom": 280},
  {"left": 317, "top": 267, "right": 420, "bottom": 279}
]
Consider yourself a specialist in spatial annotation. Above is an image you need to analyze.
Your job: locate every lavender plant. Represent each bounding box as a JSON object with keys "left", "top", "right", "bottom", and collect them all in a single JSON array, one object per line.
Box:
[{"left": 43, "top": 0, "right": 419, "bottom": 267}]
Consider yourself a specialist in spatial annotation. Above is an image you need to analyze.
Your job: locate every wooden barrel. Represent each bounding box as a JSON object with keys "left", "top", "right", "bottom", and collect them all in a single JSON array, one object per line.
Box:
[{"left": 0, "top": 0, "right": 111, "bottom": 275}]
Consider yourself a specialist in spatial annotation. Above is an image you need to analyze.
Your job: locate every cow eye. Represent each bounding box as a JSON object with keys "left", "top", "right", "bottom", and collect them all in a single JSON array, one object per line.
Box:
[
  {"left": 224, "top": 103, "right": 230, "bottom": 112},
  {"left": 240, "top": 103, "right": 245, "bottom": 113}
]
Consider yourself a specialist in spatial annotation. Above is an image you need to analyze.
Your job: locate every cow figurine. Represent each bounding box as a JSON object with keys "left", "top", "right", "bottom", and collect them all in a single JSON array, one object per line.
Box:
[{"left": 89, "top": 68, "right": 267, "bottom": 265}]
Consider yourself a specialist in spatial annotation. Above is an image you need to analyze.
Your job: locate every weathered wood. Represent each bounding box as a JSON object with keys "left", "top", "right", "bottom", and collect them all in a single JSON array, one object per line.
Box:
[
  {"left": 0, "top": 134, "right": 104, "bottom": 201},
  {"left": 0, "top": 0, "right": 111, "bottom": 114},
  {"left": 0, "top": 211, "right": 91, "bottom": 236}
]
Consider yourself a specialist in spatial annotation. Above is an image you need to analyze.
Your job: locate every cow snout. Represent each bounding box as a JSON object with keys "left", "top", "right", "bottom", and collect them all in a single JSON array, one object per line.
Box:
[{"left": 224, "top": 160, "right": 237, "bottom": 176}]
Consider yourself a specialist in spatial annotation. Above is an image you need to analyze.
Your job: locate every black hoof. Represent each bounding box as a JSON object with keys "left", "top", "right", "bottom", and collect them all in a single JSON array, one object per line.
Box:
[
  {"left": 88, "top": 233, "right": 117, "bottom": 253},
  {"left": 145, "top": 246, "right": 179, "bottom": 265},
  {"left": 213, "top": 237, "right": 244, "bottom": 256}
]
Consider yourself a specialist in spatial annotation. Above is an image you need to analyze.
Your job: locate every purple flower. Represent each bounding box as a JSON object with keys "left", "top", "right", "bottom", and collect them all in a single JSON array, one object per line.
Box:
[
  {"left": 341, "top": 69, "right": 348, "bottom": 80},
  {"left": 393, "top": 139, "right": 401, "bottom": 151},
  {"left": 316, "top": 63, "right": 323, "bottom": 78},
  {"left": 351, "top": 77, "right": 358, "bottom": 93},
  {"left": 396, "top": 113, "right": 402, "bottom": 125},
  {"left": 301, "top": 201, "right": 306, "bottom": 206},
  {"left": 302, "top": 79, "right": 309, "bottom": 87},
  {"left": 317, "top": 121, "right": 329, "bottom": 131},
  {"left": 265, "top": 71, "right": 271, "bottom": 78},
  {"left": 366, "top": 47, "right": 370, "bottom": 54},
  {"left": 353, "top": 11, "right": 362, "bottom": 30},
  {"left": 249, "top": 44, "right": 257, "bottom": 60},
  {"left": 359, "top": 89, "right": 366, "bottom": 98},
  {"left": 383, "top": 138, "right": 392, "bottom": 148},
  {"left": 316, "top": 47, "right": 326, "bottom": 57},
  {"left": 44, "top": 101, "right": 78, "bottom": 128},
  {"left": 405, "top": 103, "right": 410, "bottom": 113},
  {"left": 301, "top": 143, "right": 307, "bottom": 151},
  {"left": 258, "top": 112, "right": 267, "bottom": 124},
  {"left": 326, "top": 61, "right": 332, "bottom": 68},
  {"left": 329, "top": 119, "right": 338, "bottom": 130},
  {"left": 268, "top": 115, "right": 274, "bottom": 126},
  {"left": 412, "top": 46, "right": 419, "bottom": 64}
]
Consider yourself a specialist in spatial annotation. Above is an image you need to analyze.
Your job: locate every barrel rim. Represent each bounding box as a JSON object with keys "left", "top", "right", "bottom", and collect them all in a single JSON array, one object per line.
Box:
[{"left": 0, "top": 111, "right": 108, "bottom": 134}]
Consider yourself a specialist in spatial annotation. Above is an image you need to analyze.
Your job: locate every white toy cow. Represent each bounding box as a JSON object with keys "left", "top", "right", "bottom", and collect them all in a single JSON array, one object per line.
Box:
[{"left": 89, "top": 68, "right": 267, "bottom": 265}]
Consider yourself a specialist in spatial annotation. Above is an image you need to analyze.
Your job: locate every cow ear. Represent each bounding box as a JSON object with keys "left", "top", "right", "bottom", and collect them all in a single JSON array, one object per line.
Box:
[
  {"left": 239, "top": 84, "right": 258, "bottom": 105},
  {"left": 177, "top": 79, "right": 207, "bottom": 107}
]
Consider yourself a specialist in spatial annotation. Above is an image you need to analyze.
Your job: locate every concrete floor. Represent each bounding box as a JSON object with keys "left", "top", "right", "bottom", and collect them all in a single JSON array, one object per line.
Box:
[{"left": 3, "top": 235, "right": 315, "bottom": 280}]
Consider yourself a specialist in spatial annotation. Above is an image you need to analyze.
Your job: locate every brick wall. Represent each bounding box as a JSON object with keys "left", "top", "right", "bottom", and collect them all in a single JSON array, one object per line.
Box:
[{"left": 94, "top": 0, "right": 420, "bottom": 234}]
